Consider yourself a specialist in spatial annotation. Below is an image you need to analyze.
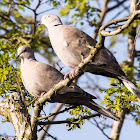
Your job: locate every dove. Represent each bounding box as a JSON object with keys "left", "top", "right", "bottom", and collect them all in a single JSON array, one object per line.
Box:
[
  {"left": 17, "top": 45, "right": 120, "bottom": 121},
  {"left": 39, "top": 14, "right": 140, "bottom": 99}
]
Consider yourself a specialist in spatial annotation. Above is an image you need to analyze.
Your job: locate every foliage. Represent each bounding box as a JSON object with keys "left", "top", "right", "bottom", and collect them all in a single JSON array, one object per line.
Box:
[
  {"left": 65, "top": 105, "right": 92, "bottom": 130},
  {"left": 0, "top": 0, "right": 56, "bottom": 97},
  {"left": 60, "top": 0, "right": 100, "bottom": 25},
  {"left": 100, "top": 62, "right": 140, "bottom": 123},
  {"left": 0, "top": 0, "right": 140, "bottom": 137}
]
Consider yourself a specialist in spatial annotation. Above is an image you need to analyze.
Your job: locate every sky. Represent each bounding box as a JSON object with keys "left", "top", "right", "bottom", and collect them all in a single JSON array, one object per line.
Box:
[{"left": 0, "top": 0, "right": 140, "bottom": 140}]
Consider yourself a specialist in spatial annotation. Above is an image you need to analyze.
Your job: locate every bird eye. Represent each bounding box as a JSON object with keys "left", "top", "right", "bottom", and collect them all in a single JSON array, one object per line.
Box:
[{"left": 23, "top": 49, "right": 26, "bottom": 52}]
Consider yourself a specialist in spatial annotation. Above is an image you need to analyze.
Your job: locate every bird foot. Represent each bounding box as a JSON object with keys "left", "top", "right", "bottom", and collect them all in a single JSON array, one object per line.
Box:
[
  {"left": 35, "top": 100, "right": 39, "bottom": 105},
  {"left": 34, "top": 92, "right": 46, "bottom": 105},
  {"left": 64, "top": 67, "right": 77, "bottom": 79},
  {"left": 40, "top": 92, "right": 46, "bottom": 97}
]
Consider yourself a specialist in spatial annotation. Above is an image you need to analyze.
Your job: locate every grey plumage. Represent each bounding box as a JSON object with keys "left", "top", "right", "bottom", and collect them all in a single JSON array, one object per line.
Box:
[
  {"left": 17, "top": 45, "right": 120, "bottom": 121},
  {"left": 39, "top": 14, "right": 140, "bottom": 99}
]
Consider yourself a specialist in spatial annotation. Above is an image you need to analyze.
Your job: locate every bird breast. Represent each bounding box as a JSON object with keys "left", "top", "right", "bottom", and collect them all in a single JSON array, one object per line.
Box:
[
  {"left": 20, "top": 60, "right": 40, "bottom": 97},
  {"left": 48, "top": 27, "right": 80, "bottom": 68}
]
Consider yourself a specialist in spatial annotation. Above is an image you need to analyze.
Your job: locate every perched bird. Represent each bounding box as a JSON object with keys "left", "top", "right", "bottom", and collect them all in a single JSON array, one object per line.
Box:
[
  {"left": 17, "top": 45, "right": 120, "bottom": 121},
  {"left": 39, "top": 14, "right": 140, "bottom": 99}
]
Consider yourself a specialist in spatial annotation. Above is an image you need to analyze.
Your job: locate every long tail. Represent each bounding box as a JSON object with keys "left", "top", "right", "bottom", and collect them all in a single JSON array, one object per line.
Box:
[
  {"left": 119, "top": 76, "right": 140, "bottom": 99},
  {"left": 84, "top": 100, "right": 120, "bottom": 121}
]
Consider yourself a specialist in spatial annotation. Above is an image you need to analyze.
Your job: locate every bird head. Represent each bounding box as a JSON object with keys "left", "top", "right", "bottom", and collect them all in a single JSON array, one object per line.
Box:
[
  {"left": 16, "top": 45, "right": 35, "bottom": 60},
  {"left": 38, "top": 14, "right": 62, "bottom": 28}
]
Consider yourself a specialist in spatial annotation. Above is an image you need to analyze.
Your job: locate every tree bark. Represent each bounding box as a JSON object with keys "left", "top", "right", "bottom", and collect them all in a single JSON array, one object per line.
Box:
[
  {"left": 0, "top": 92, "right": 33, "bottom": 140},
  {"left": 110, "top": 0, "right": 138, "bottom": 139}
]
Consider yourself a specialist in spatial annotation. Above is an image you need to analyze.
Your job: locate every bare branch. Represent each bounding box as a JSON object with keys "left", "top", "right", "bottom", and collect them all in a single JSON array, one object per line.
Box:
[
  {"left": 93, "top": 0, "right": 109, "bottom": 39},
  {"left": 45, "top": 132, "right": 57, "bottom": 140},
  {"left": 93, "top": 0, "right": 127, "bottom": 39},
  {"left": 107, "top": 0, "right": 126, "bottom": 12},
  {"left": 115, "top": 0, "right": 129, "bottom": 12},
  {"left": 38, "top": 105, "right": 75, "bottom": 121},
  {"left": 110, "top": 109, "right": 127, "bottom": 139},
  {"left": 40, "top": 0, "right": 50, "bottom": 5},
  {"left": 12, "top": 67, "right": 30, "bottom": 121},
  {"left": 0, "top": 14, "right": 14, "bottom": 23},
  {"left": 136, "top": 51, "right": 140, "bottom": 56},
  {"left": 12, "top": 1, "right": 34, "bottom": 11},
  {"left": 37, "top": 8, "right": 55, "bottom": 15},
  {"left": 38, "top": 103, "right": 63, "bottom": 140},
  {"left": 34, "top": 0, "right": 41, "bottom": 13},
  {"left": 131, "top": 26, "right": 140, "bottom": 56},
  {"left": 31, "top": 103, "right": 43, "bottom": 138},
  {"left": 136, "top": 0, "right": 140, "bottom": 7},
  {"left": 100, "top": 10, "right": 140, "bottom": 36},
  {"left": 38, "top": 113, "right": 100, "bottom": 125},
  {"left": 90, "top": 118, "right": 110, "bottom": 139},
  {"left": 111, "top": 5, "right": 129, "bottom": 20}
]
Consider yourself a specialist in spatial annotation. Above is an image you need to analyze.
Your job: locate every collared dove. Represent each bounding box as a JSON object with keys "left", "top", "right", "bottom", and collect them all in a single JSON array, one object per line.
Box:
[
  {"left": 39, "top": 14, "right": 140, "bottom": 99},
  {"left": 17, "top": 45, "right": 120, "bottom": 121}
]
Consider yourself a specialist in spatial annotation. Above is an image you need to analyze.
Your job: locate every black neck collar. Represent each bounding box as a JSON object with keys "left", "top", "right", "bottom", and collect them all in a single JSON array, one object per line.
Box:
[{"left": 54, "top": 24, "right": 62, "bottom": 27}]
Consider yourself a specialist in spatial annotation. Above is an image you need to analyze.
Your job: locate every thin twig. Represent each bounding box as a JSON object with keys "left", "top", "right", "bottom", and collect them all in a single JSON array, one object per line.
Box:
[
  {"left": 44, "top": 131, "right": 57, "bottom": 140},
  {"left": 12, "top": 67, "right": 32, "bottom": 139},
  {"left": 90, "top": 118, "right": 110, "bottom": 139},
  {"left": 38, "top": 106, "right": 76, "bottom": 120},
  {"left": 27, "top": 97, "right": 38, "bottom": 106},
  {"left": 40, "top": 0, "right": 49, "bottom": 5},
  {"left": 37, "top": 8, "right": 55, "bottom": 15},
  {"left": 111, "top": 5, "right": 129, "bottom": 20},
  {"left": 13, "top": 1, "right": 34, "bottom": 11},
  {"left": 12, "top": 67, "right": 29, "bottom": 119},
  {"left": 100, "top": 10, "right": 140, "bottom": 36},
  {"left": 136, "top": 0, "right": 140, "bottom": 7},
  {"left": 107, "top": 0, "right": 126, "bottom": 12},
  {"left": 38, "top": 113, "right": 100, "bottom": 125},
  {"left": 55, "top": 60, "right": 63, "bottom": 71},
  {"left": 131, "top": 26, "right": 140, "bottom": 56}
]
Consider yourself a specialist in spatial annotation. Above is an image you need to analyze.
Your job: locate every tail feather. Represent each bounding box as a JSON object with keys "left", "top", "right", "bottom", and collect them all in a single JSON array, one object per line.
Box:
[
  {"left": 120, "top": 77, "right": 140, "bottom": 99},
  {"left": 84, "top": 100, "right": 120, "bottom": 121}
]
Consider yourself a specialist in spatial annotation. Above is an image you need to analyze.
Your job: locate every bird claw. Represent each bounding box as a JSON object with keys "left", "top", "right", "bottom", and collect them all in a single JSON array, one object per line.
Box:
[
  {"left": 64, "top": 67, "right": 77, "bottom": 79},
  {"left": 34, "top": 92, "right": 46, "bottom": 105},
  {"left": 34, "top": 100, "right": 39, "bottom": 105},
  {"left": 40, "top": 92, "right": 46, "bottom": 97}
]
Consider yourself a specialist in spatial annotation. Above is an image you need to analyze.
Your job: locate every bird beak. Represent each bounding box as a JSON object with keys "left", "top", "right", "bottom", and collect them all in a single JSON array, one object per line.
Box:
[
  {"left": 16, "top": 54, "right": 20, "bottom": 60},
  {"left": 16, "top": 52, "right": 22, "bottom": 60},
  {"left": 38, "top": 21, "right": 42, "bottom": 25}
]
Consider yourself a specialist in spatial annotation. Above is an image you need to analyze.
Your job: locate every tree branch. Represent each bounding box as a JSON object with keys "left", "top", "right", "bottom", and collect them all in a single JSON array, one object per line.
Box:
[
  {"left": 38, "top": 113, "right": 100, "bottom": 125},
  {"left": 30, "top": 10, "right": 140, "bottom": 129},
  {"left": 100, "top": 10, "right": 140, "bottom": 36},
  {"left": 0, "top": 92, "right": 32, "bottom": 140},
  {"left": 38, "top": 105, "right": 75, "bottom": 121},
  {"left": 37, "top": 8, "right": 55, "bottom": 15},
  {"left": 12, "top": 1, "right": 34, "bottom": 11},
  {"left": 93, "top": 0, "right": 127, "bottom": 39},
  {"left": 110, "top": 1, "right": 139, "bottom": 139},
  {"left": 22, "top": 8, "right": 140, "bottom": 139},
  {"left": 31, "top": 103, "right": 43, "bottom": 139},
  {"left": 93, "top": 0, "right": 109, "bottom": 39},
  {"left": 38, "top": 103, "right": 63, "bottom": 140},
  {"left": 107, "top": 0, "right": 126, "bottom": 12},
  {"left": 90, "top": 118, "right": 110, "bottom": 139}
]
